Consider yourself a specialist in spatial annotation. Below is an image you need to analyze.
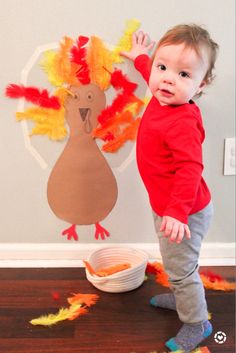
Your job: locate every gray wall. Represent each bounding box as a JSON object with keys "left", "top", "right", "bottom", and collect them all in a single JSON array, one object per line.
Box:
[{"left": 1, "top": 0, "right": 235, "bottom": 244}]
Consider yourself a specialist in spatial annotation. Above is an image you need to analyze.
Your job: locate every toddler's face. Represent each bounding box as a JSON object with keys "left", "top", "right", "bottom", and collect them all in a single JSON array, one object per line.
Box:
[{"left": 149, "top": 43, "right": 209, "bottom": 106}]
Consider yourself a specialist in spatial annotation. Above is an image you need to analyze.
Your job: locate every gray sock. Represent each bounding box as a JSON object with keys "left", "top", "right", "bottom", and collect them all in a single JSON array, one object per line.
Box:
[
  {"left": 150, "top": 293, "right": 176, "bottom": 310},
  {"left": 166, "top": 320, "right": 213, "bottom": 352}
]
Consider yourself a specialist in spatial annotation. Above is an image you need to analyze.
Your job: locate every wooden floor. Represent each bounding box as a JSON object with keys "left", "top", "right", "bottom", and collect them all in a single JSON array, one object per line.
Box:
[{"left": 0, "top": 266, "right": 234, "bottom": 353}]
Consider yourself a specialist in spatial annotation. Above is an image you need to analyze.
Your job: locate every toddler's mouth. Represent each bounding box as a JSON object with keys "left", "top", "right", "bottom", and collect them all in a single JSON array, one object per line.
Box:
[
  {"left": 161, "top": 88, "right": 173, "bottom": 94},
  {"left": 159, "top": 89, "right": 174, "bottom": 97}
]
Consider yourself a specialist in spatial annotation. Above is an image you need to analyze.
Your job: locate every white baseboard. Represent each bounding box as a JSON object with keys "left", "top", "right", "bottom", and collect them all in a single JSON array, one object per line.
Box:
[{"left": 0, "top": 242, "right": 235, "bottom": 267}]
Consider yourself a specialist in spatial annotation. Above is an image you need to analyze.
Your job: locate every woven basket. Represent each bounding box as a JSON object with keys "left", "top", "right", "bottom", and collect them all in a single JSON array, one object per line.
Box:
[{"left": 85, "top": 246, "right": 149, "bottom": 293}]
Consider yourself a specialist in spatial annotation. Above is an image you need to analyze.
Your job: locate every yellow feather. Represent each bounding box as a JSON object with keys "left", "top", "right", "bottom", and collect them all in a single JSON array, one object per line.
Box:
[
  {"left": 40, "top": 50, "right": 64, "bottom": 87},
  {"left": 125, "top": 102, "right": 139, "bottom": 115},
  {"left": 40, "top": 36, "right": 78, "bottom": 86},
  {"left": 15, "top": 87, "right": 68, "bottom": 140},
  {"left": 30, "top": 123, "right": 67, "bottom": 140},
  {"left": 30, "top": 307, "right": 71, "bottom": 326},
  {"left": 87, "top": 36, "right": 113, "bottom": 90},
  {"left": 16, "top": 107, "right": 54, "bottom": 122},
  {"left": 16, "top": 105, "right": 67, "bottom": 141},
  {"left": 30, "top": 299, "right": 90, "bottom": 326},
  {"left": 125, "top": 96, "right": 144, "bottom": 115},
  {"left": 54, "top": 86, "right": 70, "bottom": 103},
  {"left": 143, "top": 96, "right": 151, "bottom": 106},
  {"left": 112, "top": 18, "right": 141, "bottom": 63}
]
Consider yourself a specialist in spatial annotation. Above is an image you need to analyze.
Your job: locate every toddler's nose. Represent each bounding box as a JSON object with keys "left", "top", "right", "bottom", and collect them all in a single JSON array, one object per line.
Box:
[
  {"left": 164, "top": 79, "right": 173, "bottom": 85},
  {"left": 163, "top": 73, "right": 175, "bottom": 85}
]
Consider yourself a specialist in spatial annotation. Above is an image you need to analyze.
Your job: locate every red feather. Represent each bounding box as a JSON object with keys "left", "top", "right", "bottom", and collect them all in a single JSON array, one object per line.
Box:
[
  {"left": 200, "top": 270, "right": 224, "bottom": 282},
  {"left": 5, "top": 84, "right": 61, "bottom": 110},
  {"left": 104, "top": 132, "right": 115, "bottom": 141},
  {"left": 98, "top": 69, "right": 137, "bottom": 125},
  {"left": 110, "top": 70, "right": 137, "bottom": 93},
  {"left": 145, "top": 262, "right": 158, "bottom": 275},
  {"left": 51, "top": 291, "right": 60, "bottom": 301},
  {"left": 70, "top": 36, "right": 90, "bottom": 84},
  {"left": 78, "top": 36, "right": 89, "bottom": 47}
]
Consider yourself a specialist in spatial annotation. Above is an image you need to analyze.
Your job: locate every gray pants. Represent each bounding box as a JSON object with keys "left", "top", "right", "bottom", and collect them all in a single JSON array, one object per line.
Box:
[{"left": 153, "top": 202, "right": 214, "bottom": 324}]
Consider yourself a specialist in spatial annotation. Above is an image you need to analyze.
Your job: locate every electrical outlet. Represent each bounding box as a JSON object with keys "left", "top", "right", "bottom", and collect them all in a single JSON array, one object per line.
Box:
[{"left": 224, "top": 138, "right": 236, "bottom": 175}]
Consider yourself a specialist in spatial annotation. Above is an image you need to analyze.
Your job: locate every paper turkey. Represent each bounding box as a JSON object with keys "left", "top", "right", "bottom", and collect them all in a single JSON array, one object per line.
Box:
[{"left": 5, "top": 21, "right": 144, "bottom": 241}]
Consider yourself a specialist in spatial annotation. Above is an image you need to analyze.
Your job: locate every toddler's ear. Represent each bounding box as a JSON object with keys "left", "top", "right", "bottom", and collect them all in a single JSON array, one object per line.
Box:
[{"left": 197, "top": 80, "right": 207, "bottom": 94}]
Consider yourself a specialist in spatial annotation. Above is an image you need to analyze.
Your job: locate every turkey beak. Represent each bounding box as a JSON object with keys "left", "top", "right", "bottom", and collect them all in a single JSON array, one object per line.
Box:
[{"left": 79, "top": 108, "right": 90, "bottom": 121}]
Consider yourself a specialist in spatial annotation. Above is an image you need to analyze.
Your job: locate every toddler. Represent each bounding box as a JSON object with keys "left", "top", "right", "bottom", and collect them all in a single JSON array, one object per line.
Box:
[{"left": 121, "top": 24, "right": 218, "bottom": 352}]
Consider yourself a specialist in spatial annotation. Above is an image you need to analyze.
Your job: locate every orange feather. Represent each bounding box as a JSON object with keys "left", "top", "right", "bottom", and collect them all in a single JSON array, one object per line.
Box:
[
  {"left": 102, "top": 118, "right": 141, "bottom": 153},
  {"left": 67, "top": 293, "right": 99, "bottom": 307},
  {"left": 83, "top": 260, "right": 131, "bottom": 277},
  {"left": 95, "top": 263, "right": 131, "bottom": 277},
  {"left": 200, "top": 274, "right": 236, "bottom": 291}
]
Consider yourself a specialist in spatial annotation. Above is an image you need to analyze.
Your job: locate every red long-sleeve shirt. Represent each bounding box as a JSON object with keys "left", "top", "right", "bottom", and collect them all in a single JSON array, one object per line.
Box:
[{"left": 135, "top": 55, "right": 211, "bottom": 224}]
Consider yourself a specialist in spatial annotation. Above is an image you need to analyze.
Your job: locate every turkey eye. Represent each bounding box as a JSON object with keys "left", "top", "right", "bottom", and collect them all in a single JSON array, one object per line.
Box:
[{"left": 87, "top": 91, "right": 94, "bottom": 101}]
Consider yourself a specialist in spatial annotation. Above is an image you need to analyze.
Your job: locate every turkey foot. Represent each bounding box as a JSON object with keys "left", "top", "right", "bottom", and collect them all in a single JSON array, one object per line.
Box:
[
  {"left": 95, "top": 223, "right": 110, "bottom": 240},
  {"left": 62, "top": 224, "right": 78, "bottom": 241}
]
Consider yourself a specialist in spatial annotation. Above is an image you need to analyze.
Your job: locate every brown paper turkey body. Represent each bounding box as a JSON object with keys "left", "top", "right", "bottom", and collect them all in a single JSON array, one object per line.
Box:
[{"left": 47, "top": 84, "right": 118, "bottom": 240}]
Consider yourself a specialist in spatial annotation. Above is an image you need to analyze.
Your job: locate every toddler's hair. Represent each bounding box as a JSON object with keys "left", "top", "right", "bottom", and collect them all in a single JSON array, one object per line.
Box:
[{"left": 157, "top": 24, "right": 219, "bottom": 86}]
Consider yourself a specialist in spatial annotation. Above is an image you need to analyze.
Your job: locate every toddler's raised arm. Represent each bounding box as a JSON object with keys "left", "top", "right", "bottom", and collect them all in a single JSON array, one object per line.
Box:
[{"left": 120, "top": 31, "right": 155, "bottom": 61}]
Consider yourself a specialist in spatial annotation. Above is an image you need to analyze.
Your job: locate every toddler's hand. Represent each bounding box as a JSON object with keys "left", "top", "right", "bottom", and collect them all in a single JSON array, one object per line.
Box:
[
  {"left": 159, "top": 216, "right": 191, "bottom": 243},
  {"left": 120, "top": 31, "right": 155, "bottom": 61}
]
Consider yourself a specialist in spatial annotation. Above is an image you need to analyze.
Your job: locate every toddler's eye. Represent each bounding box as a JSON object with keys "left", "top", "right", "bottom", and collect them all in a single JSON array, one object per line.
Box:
[
  {"left": 158, "top": 64, "right": 166, "bottom": 71},
  {"left": 73, "top": 93, "right": 79, "bottom": 99},
  {"left": 179, "top": 71, "right": 190, "bottom": 78}
]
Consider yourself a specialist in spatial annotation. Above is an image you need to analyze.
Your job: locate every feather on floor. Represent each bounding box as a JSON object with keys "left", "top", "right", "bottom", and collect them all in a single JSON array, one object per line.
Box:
[
  {"left": 129, "top": 347, "right": 210, "bottom": 353},
  {"left": 146, "top": 262, "right": 236, "bottom": 291},
  {"left": 30, "top": 293, "right": 99, "bottom": 326}
]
